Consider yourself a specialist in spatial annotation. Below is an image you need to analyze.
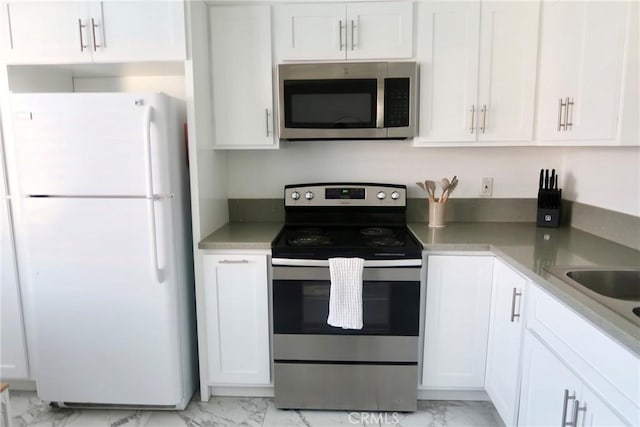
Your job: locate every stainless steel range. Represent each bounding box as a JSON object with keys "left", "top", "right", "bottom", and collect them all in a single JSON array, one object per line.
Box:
[{"left": 271, "top": 183, "right": 422, "bottom": 412}]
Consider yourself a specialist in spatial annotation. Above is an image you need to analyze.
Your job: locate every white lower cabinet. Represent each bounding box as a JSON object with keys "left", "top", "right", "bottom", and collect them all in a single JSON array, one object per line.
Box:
[
  {"left": 519, "top": 284, "right": 639, "bottom": 426},
  {"left": 485, "top": 259, "right": 527, "bottom": 426},
  {"left": 203, "top": 253, "right": 270, "bottom": 385},
  {"left": 518, "top": 331, "right": 628, "bottom": 427},
  {"left": 422, "top": 255, "right": 494, "bottom": 388},
  {"left": 518, "top": 330, "right": 585, "bottom": 426}
]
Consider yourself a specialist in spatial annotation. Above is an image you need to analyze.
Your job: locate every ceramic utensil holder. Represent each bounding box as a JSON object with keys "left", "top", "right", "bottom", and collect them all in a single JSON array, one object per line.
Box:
[
  {"left": 536, "top": 189, "right": 562, "bottom": 228},
  {"left": 428, "top": 201, "right": 446, "bottom": 228}
]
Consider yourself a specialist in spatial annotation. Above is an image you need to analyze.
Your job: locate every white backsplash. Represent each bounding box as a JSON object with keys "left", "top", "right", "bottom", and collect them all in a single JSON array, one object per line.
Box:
[{"left": 227, "top": 142, "right": 640, "bottom": 217}]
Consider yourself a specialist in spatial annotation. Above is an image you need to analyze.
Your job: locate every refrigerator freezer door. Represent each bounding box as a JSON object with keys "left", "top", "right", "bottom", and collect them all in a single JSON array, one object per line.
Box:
[
  {"left": 10, "top": 93, "right": 173, "bottom": 197},
  {"left": 21, "top": 197, "right": 184, "bottom": 405}
]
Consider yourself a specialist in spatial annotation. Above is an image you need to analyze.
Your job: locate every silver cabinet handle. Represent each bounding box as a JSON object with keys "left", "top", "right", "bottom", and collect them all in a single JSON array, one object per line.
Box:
[
  {"left": 265, "top": 109, "right": 270, "bottom": 137},
  {"left": 561, "top": 389, "right": 576, "bottom": 427},
  {"left": 558, "top": 98, "right": 566, "bottom": 131},
  {"left": 219, "top": 259, "right": 250, "bottom": 264},
  {"left": 351, "top": 19, "right": 356, "bottom": 50},
  {"left": 339, "top": 20, "right": 344, "bottom": 51},
  {"left": 91, "top": 18, "right": 100, "bottom": 51},
  {"left": 510, "top": 288, "right": 522, "bottom": 322},
  {"left": 566, "top": 97, "right": 574, "bottom": 130},
  {"left": 570, "top": 399, "right": 586, "bottom": 426},
  {"left": 480, "top": 104, "right": 487, "bottom": 133},
  {"left": 469, "top": 105, "right": 476, "bottom": 134},
  {"left": 78, "top": 19, "right": 87, "bottom": 51}
]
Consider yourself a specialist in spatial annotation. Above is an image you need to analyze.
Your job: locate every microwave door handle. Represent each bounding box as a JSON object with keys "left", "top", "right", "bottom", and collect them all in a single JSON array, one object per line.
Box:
[{"left": 376, "top": 78, "right": 385, "bottom": 129}]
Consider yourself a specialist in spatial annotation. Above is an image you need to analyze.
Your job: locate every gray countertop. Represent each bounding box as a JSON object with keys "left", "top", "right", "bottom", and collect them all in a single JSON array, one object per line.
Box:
[
  {"left": 408, "top": 222, "right": 640, "bottom": 356},
  {"left": 198, "top": 222, "right": 283, "bottom": 250},
  {"left": 199, "top": 221, "right": 640, "bottom": 355}
]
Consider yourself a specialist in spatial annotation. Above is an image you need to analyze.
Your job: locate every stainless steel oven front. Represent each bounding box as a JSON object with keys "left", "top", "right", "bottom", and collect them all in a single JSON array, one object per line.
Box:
[{"left": 271, "top": 258, "right": 421, "bottom": 412}]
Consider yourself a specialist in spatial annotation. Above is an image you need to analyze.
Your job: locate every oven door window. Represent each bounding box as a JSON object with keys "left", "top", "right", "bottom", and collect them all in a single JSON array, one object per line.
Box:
[
  {"left": 283, "top": 79, "right": 377, "bottom": 129},
  {"left": 273, "top": 280, "right": 419, "bottom": 336}
]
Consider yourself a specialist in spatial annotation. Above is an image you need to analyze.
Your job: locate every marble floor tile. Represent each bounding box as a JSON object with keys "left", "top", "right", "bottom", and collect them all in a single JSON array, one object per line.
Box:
[
  {"left": 262, "top": 400, "right": 381, "bottom": 426},
  {"left": 9, "top": 391, "right": 503, "bottom": 427},
  {"left": 439, "top": 401, "right": 504, "bottom": 427}
]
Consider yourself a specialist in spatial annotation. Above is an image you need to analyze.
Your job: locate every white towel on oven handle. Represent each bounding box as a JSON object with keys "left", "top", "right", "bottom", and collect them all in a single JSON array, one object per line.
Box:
[{"left": 327, "top": 257, "right": 364, "bottom": 330}]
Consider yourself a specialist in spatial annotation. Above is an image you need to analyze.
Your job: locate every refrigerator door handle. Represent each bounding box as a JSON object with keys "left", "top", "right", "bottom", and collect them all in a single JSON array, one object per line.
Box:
[{"left": 143, "top": 106, "right": 164, "bottom": 283}]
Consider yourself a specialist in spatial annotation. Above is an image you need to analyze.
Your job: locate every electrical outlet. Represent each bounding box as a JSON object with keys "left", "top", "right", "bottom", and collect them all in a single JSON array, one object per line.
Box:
[{"left": 481, "top": 177, "right": 493, "bottom": 197}]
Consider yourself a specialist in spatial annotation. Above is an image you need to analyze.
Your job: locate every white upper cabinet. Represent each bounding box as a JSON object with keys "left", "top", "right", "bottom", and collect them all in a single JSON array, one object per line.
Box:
[
  {"left": 415, "top": 1, "right": 539, "bottom": 143},
  {"left": 422, "top": 255, "right": 494, "bottom": 389},
  {"left": 535, "top": 1, "right": 629, "bottom": 142},
  {"left": 0, "top": 1, "right": 186, "bottom": 64},
  {"left": 275, "top": 1, "right": 413, "bottom": 61},
  {"left": 209, "top": 4, "right": 276, "bottom": 149}
]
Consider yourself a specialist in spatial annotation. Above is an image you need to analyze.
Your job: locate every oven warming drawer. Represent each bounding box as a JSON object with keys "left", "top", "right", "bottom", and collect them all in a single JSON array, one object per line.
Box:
[
  {"left": 274, "top": 335, "right": 418, "bottom": 362},
  {"left": 274, "top": 363, "right": 417, "bottom": 412}
]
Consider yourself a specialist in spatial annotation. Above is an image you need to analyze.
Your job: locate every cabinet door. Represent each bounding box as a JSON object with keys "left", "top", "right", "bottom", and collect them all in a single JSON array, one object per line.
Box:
[
  {"left": 518, "top": 331, "right": 583, "bottom": 427},
  {"left": 1, "top": 199, "right": 30, "bottom": 380},
  {"left": 204, "top": 254, "right": 270, "bottom": 385},
  {"left": 345, "top": 2, "right": 412, "bottom": 60},
  {"left": 90, "top": 1, "right": 185, "bottom": 62},
  {"left": 477, "top": 1, "right": 539, "bottom": 141},
  {"left": 535, "top": 1, "right": 629, "bottom": 141},
  {"left": 422, "top": 255, "right": 493, "bottom": 388},
  {"left": 275, "top": 3, "right": 346, "bottom": 61},
  {"left": 0, "top": 1, "right": 90, "bottom": 64},
  {"left": 416, "top": 2, "right": 480, "bottom": 142},
  {"left": 209, "top": 5, "right": 275, "bottom": 149},
  {"left": 580, "top": 385, "right": 629, "bottom": 427},
  {"left": 485, "top": 259, "right": 527, "bottom": 427}
]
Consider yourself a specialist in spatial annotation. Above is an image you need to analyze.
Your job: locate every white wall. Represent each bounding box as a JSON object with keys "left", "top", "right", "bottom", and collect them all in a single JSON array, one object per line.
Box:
[
  {"left": 227, "top": 142, "right": 640, "bottom": 217},
  {"left": 561, "top": 147, "right": 640, "bottom": 217}
]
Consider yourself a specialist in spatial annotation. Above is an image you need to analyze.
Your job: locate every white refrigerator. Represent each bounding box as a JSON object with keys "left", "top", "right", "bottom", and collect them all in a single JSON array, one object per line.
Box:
[
  {"left": 1, "top": 116, "right": 30, "bottom": 381},
  {"left": 9, "top": 92, "right": 196, "bottom": 408}
]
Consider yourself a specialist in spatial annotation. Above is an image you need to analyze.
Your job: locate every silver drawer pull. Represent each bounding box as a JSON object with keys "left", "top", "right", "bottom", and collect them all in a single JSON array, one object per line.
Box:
[
  {"left": 91, "top": 18, "right": 101, "bottom": 51},
  {"left": 570, "top": 399, "right": 586, "bottom": 426},
  {"left": 78, "top": 19, "right": 87, "bottom": 52},
  {"left": 510, "top": 288, "right": 522, "bottom": 322},
  {"left": 566, "top": 97, "right": 574, "bottom": 130},
  {"left": 558, "top": 97, "right": 566, "bottom": 131},
  {"left": 219, "top": 259, "right": 250, "bottom": 264},
  {"left": 561, "top": 389, "right": 576, "bottom": 427},
  {"left": 469, "top": 105, "right": 476, "bottom": 134}
]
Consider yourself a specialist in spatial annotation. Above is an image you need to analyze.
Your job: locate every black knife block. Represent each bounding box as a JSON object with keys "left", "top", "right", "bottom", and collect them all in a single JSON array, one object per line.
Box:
[{"left": 536, "top": 189, "right": 562, "bottom": 228}]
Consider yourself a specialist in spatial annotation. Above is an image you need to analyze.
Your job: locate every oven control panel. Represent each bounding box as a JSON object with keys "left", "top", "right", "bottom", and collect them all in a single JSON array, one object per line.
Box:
[{"left": 284, "top": 183, "right": 406, "bottom": 207}]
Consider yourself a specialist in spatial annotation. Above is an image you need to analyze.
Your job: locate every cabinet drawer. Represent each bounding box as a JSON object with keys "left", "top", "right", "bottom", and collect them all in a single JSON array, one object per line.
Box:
[{"left": 527, "top": 284, "right": 639, "bottom": 423}]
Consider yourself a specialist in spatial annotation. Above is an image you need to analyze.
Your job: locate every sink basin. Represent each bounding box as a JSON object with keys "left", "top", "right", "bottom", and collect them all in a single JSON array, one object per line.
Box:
[
  {"left": 545, "top": 266, "right": 640, "bottom": 326},
  {"left": 566, "top": 270, "right": 640, "bottom": 300}
]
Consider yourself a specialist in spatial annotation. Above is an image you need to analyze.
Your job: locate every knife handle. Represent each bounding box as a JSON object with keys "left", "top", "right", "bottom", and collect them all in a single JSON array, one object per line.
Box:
[
  {"left": 544, "top": 169, "right": 549, "bottom": 189},
  {"left": 539, "top": 169, "right": 544, "bottom": 190}
]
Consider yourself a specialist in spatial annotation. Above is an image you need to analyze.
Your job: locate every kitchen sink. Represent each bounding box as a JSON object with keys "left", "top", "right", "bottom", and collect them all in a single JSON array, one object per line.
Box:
[
  {"left": 545, "top": 266, "right": 640, "bottom": 326},
  {"left": 566, "top": 270, "right": 640, "bottom": 300}
]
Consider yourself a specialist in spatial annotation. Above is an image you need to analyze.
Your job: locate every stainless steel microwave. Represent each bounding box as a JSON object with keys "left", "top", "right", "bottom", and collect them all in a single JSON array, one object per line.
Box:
[{"left": 277, "top": 62, "right": 418, "bottom": 140}]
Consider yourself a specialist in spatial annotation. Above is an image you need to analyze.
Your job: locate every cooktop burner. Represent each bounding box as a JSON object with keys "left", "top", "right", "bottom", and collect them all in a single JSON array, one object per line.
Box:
[
  {"left": 287, "top": 230, "right": 333, "bottom": 247},
  {"left": 360, "top": 227, "right": 394, "bottom": 237}
]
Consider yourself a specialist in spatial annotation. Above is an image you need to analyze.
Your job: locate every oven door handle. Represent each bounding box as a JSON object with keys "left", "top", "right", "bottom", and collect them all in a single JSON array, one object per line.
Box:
[{"left": 271, "top": 258, "right": 422, "bottom": 268}]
